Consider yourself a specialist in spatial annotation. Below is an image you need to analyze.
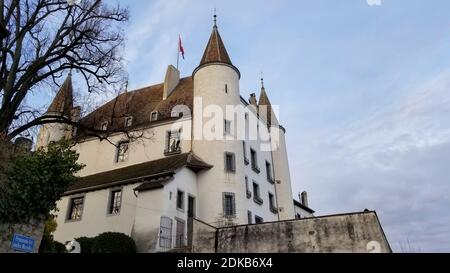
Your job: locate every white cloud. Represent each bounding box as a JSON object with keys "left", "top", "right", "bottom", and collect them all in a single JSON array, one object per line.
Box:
[{"left": 291, "top": 70, "right": 450, "bottom": 252}]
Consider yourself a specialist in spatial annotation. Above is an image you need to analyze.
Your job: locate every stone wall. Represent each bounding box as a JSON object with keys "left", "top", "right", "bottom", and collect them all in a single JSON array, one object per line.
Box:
[
  {"left": 191, "top": 219, "right": 217, "bottom": 253},
  {"left": 192, "top": 211, "right": 392, "bottom": 253},
  {"left": 0, "top": 218, "right": 45, "bottom": 253}
]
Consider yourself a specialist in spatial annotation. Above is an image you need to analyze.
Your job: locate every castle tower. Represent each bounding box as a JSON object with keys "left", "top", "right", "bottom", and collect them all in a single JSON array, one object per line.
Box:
[
  {"left": 258, "top": 85, "right": 296, "bottom": 220},
  {"left": 36, "top": 74, "right": 75, "bottom": 148},
  {"left": 192, "top": 17, "right": 246, "bottom": 225}
]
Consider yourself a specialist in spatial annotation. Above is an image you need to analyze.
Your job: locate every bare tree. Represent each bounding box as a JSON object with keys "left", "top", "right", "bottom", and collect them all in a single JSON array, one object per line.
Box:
[{"left": 0, "top": 0, "right": 129, "bottom": 139}]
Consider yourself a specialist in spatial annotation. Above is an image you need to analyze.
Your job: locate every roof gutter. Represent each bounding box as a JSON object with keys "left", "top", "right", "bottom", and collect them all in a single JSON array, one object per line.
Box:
[{"left": 64, "top": 170, "right": 175, "bottom": 196}]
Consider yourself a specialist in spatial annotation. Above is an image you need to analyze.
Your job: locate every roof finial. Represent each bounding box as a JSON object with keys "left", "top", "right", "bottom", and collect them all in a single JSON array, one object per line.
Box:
[
  {"left": 213, "top": 8, "right": 217, "bottom": 27},
  {"left": 261, "top": 71, "right": 265, "bottom": 89}
]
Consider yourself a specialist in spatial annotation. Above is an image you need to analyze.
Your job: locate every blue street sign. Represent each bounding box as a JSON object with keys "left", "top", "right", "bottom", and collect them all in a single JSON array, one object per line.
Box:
[{"left": 11, "top": 234, "right": 35, "bottom": 253}]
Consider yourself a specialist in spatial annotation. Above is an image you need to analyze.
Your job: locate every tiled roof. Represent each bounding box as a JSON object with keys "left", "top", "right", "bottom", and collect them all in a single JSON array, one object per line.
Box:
[
  {"left": 199, "top": 26, "right": 233, "bottom": 66},
  {"left": 75, "top": 77, "right": 193, "bottom": 140},
  {"left": 64, "top": 152, "right": 212, "bottom": 195},
  {"left": 47, "top": 75, "right": 74, "bottom": 117},
  {"left": 258, "top": 87, "right": 274, "bottom": 126}
]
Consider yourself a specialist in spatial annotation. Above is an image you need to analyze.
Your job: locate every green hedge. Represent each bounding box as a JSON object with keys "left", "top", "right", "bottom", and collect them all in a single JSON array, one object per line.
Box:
[
  {"left": 91, "top": 232, "right": 136, "bottom": 253},
  {"left": 39, "top": 234, "right": 66, "bottom": 253},
  {"left": 75, "top": 237, "right": 96, "bottom": 254},
  {"left": 42, "top": 232, "right": 136, "bottom": 253}
]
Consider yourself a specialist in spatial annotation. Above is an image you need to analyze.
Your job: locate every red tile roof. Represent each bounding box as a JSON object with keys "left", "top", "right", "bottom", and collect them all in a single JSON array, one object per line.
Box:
[
  {"left": 64, "top": 152, "right": 212, "bottom": 195},
  {"left": 47, "top": 75, "right": 74, "bottom": 117},
  {"left": 199, "top": 26, "right": 233, "bottom": 66},
  {"left": 75, "top": 77, "right": 193, "bottom": 140}
]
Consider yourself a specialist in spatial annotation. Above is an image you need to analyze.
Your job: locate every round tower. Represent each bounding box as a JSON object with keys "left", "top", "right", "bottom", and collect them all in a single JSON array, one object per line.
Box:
[
  {"left": 192, "top": 18, "right": 247, "bottom": 226},
  {"left": 36, "top": 74, "right": 75, "bottom": 149}
]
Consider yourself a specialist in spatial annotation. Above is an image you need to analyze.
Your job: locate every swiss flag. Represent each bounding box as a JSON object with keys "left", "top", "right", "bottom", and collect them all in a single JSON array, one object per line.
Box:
[{"left": 179, "top": 35, "right": 185, "bottom": 59}]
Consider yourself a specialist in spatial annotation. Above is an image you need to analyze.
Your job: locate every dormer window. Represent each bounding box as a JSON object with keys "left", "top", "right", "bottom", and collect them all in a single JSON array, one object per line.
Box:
[
  {"left": 125, "top": 116, "right": 133, "bottom": 127},
  {"left": 101, "top": 122, "right": 108, "bottom": 131},
  {"left": 150, "top": 111, "right": 159, "bottom": 122}
]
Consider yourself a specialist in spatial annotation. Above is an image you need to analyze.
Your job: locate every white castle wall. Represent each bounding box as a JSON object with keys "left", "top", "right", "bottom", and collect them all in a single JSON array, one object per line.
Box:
[
  {"left": 75, "top": 119, "right": 191, "bottom": 177},
  {"left": 53, "top": 182, "right": 139, "bottom": 243},
  {"left": 192, "top": 64, "right": 280, "bottom": 225}
]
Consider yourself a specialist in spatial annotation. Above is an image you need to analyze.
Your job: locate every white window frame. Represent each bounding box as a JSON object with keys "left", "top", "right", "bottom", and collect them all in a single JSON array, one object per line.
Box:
[{"left": 150, "top": 111, "right": 159, "bottom": 121}]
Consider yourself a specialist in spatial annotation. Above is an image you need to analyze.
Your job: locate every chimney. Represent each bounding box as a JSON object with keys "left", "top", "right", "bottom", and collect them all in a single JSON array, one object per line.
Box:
[
  {"left": 300, "top": 191, "right": 309, "bottom": 208},
  {"left": 249, "top": 93, "right": 258, "bottom": 107},
  {"left": 163, "top": 65, "right": 180, "bottom": 100}
]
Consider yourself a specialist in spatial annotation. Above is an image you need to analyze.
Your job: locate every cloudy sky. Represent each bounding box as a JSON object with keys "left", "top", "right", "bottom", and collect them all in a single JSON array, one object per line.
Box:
[{"left": 42, "top": 0, "right": 450, "bottom": 252}]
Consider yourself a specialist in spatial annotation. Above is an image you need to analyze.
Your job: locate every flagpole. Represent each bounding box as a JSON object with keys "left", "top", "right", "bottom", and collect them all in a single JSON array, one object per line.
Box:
[{"left": 176, "top": 34, "right": 180, "bottom": 70}]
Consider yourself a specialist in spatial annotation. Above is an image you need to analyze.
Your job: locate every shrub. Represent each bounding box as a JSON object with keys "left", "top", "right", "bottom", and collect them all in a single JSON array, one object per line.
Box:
[
  {"left": 39, "top": 234, "right": 67, "bottom": 253},
  {"left": 53, "top": 241, "right": 67, "bottom": 253},
  {"left": 91, "top": 232, "right": 136, "bottom": 253},
  {"left": 0, "top": 141, "right": 84, "bottom": 223},
  {"left": 75, "top": 237, "right": 96, "bottom": 254}
]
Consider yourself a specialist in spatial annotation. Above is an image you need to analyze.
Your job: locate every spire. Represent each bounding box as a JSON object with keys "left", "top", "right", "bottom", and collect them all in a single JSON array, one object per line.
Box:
[
  {"left": 193, "top": 14, "right": 240, "bottom": 78},
  {"left": 258, "top": 78, "right": 274, "bottom": 126},
  {"left": 198, "top": 14, "right": 233, "bottom": 67},
  {"left": 46, "top": 74, "right": 74, "bottom": 117}
]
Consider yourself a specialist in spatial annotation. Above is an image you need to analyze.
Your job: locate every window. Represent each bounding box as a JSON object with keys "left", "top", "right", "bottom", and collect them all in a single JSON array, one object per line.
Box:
[
  {"left": 245, "top": 176, "right": 251, "bottom": 199},
  {"left": 266, "top": 161, "right": 274, "bottom": 183},
  {"left": 159, "top": 217, "right": 173, "bottom": 249},
  {"left": 101, "top": 122, "right": 108, "bottom": 131},
  {"left": 224, "top": 152, "right": 236, "bottom": 173},
  {"left": 166, "top": 130, "right": 181, "bottom": 154},
  {"left": 223, "top": 192, "right": 236, "bottom": 217},
  {"left": 150, "top": 111, "right": 159, "bottom": 121},
  {"left": 243, "top": 141, "right": 249, "bottom": 165},
  {"left": 248, "top": 211, "right": 253, "bottom": 224},
  {"left": 224, "top": 120, "right": 231, "bottom": 135},
  {"left": 116, "top": 141, "right": 129, "bottom": 163},
  {"left": 253, "top": 182, "right": 263, "bottom": 205},
  {"left": 176, "top": 190, "right": 184, "bottom": 211},
  {"left": 255, "top": 215, "right": 264, "bottom": 224},
  {"left": 250, "top": 148, "right": 260, "bottom": 173},
  {"left": 108, "top": 189, "right": 122, "bottom": 215},
  {"left": 225, "top": 84, "right": 228, "bottom": 94},
  {"left": 68, "top": 197, "right": 84, "bottom": 221},
  {"left": 269, "top": 192, "right": 277, "bottom": 213},
  {"left": 125, "top": 116, "right": 133, "bottom": 127},
  {"left": 296, "top": 214, "right": 302, "bottom": 220}
]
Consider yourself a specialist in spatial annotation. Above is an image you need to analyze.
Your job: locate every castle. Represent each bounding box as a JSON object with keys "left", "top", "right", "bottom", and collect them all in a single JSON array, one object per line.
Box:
[{"left": 37, "top": 19, "right": 314, "bottom": 252}]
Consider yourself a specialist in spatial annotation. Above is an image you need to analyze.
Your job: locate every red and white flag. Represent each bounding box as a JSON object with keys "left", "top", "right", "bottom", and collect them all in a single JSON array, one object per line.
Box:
[{"left": 179, "top": 35, "right": 185, "bottom": 59}]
